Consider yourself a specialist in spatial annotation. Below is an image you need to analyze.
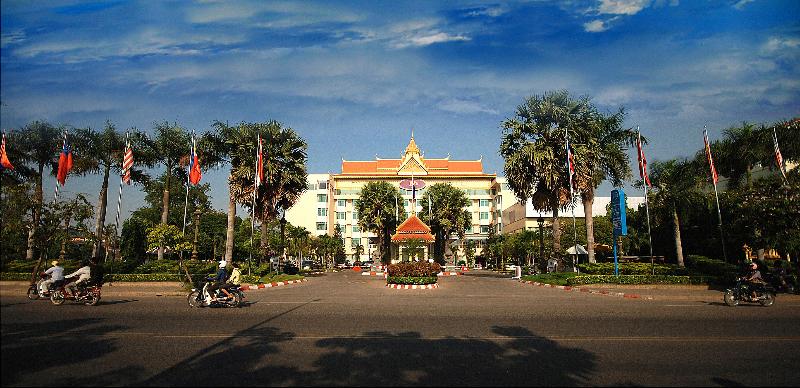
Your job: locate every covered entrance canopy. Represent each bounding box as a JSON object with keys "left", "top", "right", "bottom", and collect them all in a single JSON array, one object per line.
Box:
[{"left": 391, "top": 215, "right": 435, "bottom": 261}]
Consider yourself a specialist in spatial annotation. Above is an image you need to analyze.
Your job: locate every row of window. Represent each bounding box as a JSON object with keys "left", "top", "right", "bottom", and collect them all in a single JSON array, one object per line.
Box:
[{"left": 318, "top": 222, "right": 502, "bottom": 235}]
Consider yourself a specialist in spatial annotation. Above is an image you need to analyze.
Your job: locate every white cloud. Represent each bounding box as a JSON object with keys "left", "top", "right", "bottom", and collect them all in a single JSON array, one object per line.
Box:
[
  {"left": 733, "top": 0, "right": 756, "bottom": 10},
  {"left": 584, "top": 20, "right": 608, "bottom": 32},
  {"left": 1, "top": 30, "right": 26, "bottom": 48},
  {"left": 437, "top": 99, "right": 498, "bottom": 115},
  {"left": 597, "top": 0, "right": 651, "bottom": 15},
  {"left": 408, "top": 32, "right": 470, "bottom": 47}
]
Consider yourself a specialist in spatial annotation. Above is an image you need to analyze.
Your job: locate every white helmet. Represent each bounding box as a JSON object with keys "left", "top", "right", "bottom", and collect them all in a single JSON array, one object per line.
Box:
[{"left": 219, "top": 260, "right": 227, "bottom": 268}]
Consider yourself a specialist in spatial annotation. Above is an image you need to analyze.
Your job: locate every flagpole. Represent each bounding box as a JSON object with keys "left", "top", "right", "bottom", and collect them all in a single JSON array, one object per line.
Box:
[
  {"left": 638, "top": 127, "right": 655, "bottom": 275},
  {"left": 53, "top": 130, "right": 68, "bottom": 203},
  {"left": 704, "top": 127, "right": 729, "bottom": 264},
  {"left": 108, "top": 131, "right": 131, "bottom": 286},
  {"left": 248, "top": 134, "right": 259, "bottom": 276},
  {"left": 182, "top": 131, "right": 193, "bottom": 236},
  {"left": 773, "top": 127, "right": 788, "bottom": 186},
  {"left": 565, "top": 127, "right": 578, "bottom": 272}
]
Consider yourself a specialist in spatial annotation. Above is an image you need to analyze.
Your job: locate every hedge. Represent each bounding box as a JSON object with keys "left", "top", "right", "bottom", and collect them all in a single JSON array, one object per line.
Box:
[
  {"left": 566, "top": 275, "right": 718, "bottom": 286},
  {"left": 577, "top": 262, "right": 688, "bottom": 276},
  {"left": 386, "top": 276, "right": 438, "bottom": 285},
  {"left": 0, "top": 272, "right": 294, "bottom": 284},
  {"left": 387, "top": 262, "right": 441, "bottom": 277}
]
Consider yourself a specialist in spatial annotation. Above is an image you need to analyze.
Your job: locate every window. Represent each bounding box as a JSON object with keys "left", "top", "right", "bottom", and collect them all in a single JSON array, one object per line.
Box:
[
  {"left": 465, "top": 225, "right": 473, "bottom": 233},
  {"left": 479, "top": 212, "right": 489, "bottom": 220},
  {"left": 337, "top": 199, "right": 346, "bottom": 207},
  {"left": 352, "top": 210, "right": 359, "bottom": 220},
  {"left": 497, "top": 223, "right": 503, "bottom": 232},
  {"left": 352, "top": 238, "right": 361, "bottom": 248},
  {"left": 336, "top": 212, "right": 346, "bottom": 220},
  {"left": 480, "top": 225, "right": 491, "bottom": 234},
  {"left": 317, "top": 194, "right": 327, "bottom": 203},
  {"left": 352, "top": 225, "right": 360, "bottom": 233},
  {"left": 317, "top": 208, "right": 328, "bottom": 217},
  {"left": 318, "top": 180, "right": 328, "bottom": 189},
  {"left": 404, "top": 199, "right": 410, "bottom": 208},
  {"left": 479, "top": 199, "right": 490, "bottom": 207},
  {"left": 316, "top": 222, "right": 327, "bottom": 231}
]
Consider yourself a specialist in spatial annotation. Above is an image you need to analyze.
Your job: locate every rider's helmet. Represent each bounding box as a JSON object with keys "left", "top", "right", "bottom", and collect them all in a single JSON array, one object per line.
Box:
[
  {"left": 750, "top": 262, "right": 758, "bottom": 270},
  {"left": 218, "top": 260, "right": 227, "bottom": 268},
  {"left": 51, "top": 260, "right": 59, "bottom": 266}
]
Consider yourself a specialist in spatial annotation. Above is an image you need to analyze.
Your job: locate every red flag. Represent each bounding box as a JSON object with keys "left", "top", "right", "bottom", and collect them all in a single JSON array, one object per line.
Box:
[
  {"left": 636, "top": 132, "right": 651, "bottom": 187},
  {"left": 188, "top": 135, "right": 201, "bottom": 185},
  {"left": 122, "top": 141, "right": 134, "bottom": 185},
  {"left": 255, "top": 135, "right": 264, "bottom": 188},
  {"left": 56, "top": 133, "right": 74, "bottom": 186},
  {"left": 566, "top": 136, "right": 576, "bottom": 197},
  {"left": 773, "top": 128, "right": 787, "bottom": 182},
  {"left": 0, "top": 132, "right": 14, "bottom": 170},
  {"left": 703, "top": 129, "right": 718, "bottom": 185}
]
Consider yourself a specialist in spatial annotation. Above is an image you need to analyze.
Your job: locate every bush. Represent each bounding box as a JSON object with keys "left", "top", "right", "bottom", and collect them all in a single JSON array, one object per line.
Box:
[
  {"left": 521, "top": 272, "right": 579, "bottom": 286},
  {"left": 685, "top": 255, "right": 738, "bottom": 277},
  {"left": 386, "top": 276, "right": 438, "bottom": 285},
  {"left": 577, "top": 262, "right": 688, "bottom": 276},
  {"left": 566, "top": 275, "right": 716, "bottom": 286},
  {"left": 3, "top": 259, "right": 83, "bottom": 274},
  {"left": 387, "top": 262, "right": 441, "bottom": 277}
]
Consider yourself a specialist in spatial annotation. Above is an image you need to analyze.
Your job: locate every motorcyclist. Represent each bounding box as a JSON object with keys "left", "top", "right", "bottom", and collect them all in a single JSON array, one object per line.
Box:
[
  {"left": 39, "top": 260, "right": 64, "bottom": 294},
  {"left": 225, "top": 262, "right": 242, "bottom": 289},
  {"left": 65, "top": 260, "right": 92, "bottom": 294},
  {"left": 206, "top": 260, "right": 233, "bottom": 303},
  {"left": 742, "top": 262, "right": 764, "bottom": 300}
]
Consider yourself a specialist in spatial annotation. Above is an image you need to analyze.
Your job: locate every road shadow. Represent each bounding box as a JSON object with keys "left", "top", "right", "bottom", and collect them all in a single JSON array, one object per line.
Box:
[
  {"left": 1, "top": 318, "right": 127, "bottom": 386},
  {"left": 99, "top": 299, "right": 139, "bottom": 305},
  {"left": 142, "top": 323, "right": 596, "bottom": 386}
]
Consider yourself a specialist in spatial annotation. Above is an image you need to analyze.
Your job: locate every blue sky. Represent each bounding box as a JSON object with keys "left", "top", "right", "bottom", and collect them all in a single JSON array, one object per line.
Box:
[{"left": 2, "top": 0, "right": 798, "bottom": 219}]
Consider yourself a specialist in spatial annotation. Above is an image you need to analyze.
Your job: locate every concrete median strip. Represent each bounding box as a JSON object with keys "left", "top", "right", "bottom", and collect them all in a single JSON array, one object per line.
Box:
[
  {"left": 386, "top": 283, "right": 439, "bottom": 290},
  {"left": 520, "top": 280, "right": 653, "bottom": 300},
  {"left": 238, "top": 279, "right": 308, "bottom": 291}
]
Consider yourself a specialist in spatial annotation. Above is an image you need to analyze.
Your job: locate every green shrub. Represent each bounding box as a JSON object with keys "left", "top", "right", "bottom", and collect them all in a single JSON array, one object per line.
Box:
[
  {"left": 387, "top": 262, "right": 441, "bottom": 277},
  {"left": 577, "top": 262, "right": 687, "bottom": 276},
  {"left": 386, "top": 276, "right": 438, "bottom": 285},
  {"left": 685, "top": 255, "right": 738, "bottom": 276},
  {"left": 3, "top": 259, "right": 83, "bottom": 274},
  {"left": 521, "top": 272, "right": 579, "bottom": 286},
  {"left": 566, "top": 275, "right": 717, "bottom": 285}
]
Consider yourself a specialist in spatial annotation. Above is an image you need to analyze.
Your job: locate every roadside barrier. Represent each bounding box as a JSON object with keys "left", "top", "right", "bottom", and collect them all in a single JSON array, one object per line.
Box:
[
  {"left": 239, "top": 279, "right": 308, "bottom": 291},
  {"left": 386, "top": 283, "right": 439, "bottom": 290},
  {"left": 520, "top": 280, "right": 652, "bottom": 300}
]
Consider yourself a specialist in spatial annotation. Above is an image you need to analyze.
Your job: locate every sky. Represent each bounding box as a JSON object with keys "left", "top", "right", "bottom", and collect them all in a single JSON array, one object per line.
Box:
[{"left": 2, "top": 0, "right": 799, "bottom": 220}]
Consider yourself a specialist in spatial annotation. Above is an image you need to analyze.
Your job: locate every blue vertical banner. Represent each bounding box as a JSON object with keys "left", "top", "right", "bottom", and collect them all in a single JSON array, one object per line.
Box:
[{"left": 611, "top": 189, "right": 628, "bottom": 276}]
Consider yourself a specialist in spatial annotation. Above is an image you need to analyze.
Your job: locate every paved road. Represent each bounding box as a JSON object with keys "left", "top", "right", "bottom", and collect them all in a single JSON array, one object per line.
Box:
[{"left": 2, "top": 271, "right": 799, "bottom": 386}]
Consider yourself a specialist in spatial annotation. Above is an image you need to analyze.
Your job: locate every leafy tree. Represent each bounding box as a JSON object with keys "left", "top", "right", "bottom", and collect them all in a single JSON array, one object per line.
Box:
[
  {"left": 419, "top": 183, "right": 471, "bottom": 264},
  {"left": 355, "top": 181, "right": 404, "bottom": 264},
  {"left": 146, "top": 224, "right": 192, "bottom": 259}
]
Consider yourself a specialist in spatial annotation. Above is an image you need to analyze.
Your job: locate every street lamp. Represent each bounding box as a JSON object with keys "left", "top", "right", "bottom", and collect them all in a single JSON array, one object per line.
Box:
[
  {"left": 191, "top": 209, "right": 201, "bottom": 260},
  {"left": 279, "top": 209, "right": 287, "bottom": 266},
  {"left": 537, "top": 216, "right": 544, "bottom": 269}
]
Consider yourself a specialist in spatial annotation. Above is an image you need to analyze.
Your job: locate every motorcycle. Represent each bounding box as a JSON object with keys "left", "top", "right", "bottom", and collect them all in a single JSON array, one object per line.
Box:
[
  {"left": 187, "top": 280, "right": 243, "bottom": 308},
  {"left": 49, "top": 278, "right": 102, "bottom": 306},
  {"left": 764, "top": 269, "right": 796, "bottom": 294},
  {"left": 723, "top": 278, "right": 775, "bottom": 307},
  {"left": 27, "top": 273, "right": 62, "bottom": 300}
]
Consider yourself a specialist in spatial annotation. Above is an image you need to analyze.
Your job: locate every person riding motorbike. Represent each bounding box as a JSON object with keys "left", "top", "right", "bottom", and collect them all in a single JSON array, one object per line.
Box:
[
  {"left": 206, "top": 260, "right": 233, "bottom": 303},
  {"left": 39, "top": 260, "right": 65, "bottom": 294},
  {"left": 65, "top": 260, "right": 92, "bottom": 295},
  {"left": 742, "top": 262, "right": 765, "bottom": 300},
  {"left": 225, "top": 262, "right": 242, "bottom": 289}
]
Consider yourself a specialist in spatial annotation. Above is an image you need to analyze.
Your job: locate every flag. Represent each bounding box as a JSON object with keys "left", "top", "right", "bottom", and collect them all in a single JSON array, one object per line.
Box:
[
  {"left": 773, "top": 128, "right": 787, "bottom": 182},
  {"left": 636, "top": 131, "right": 651, "bottom": 187},
  {"left": 566, "top": 136, "right": 576, "bottom": 197},
  {"left": 56, "top": 132, "right": 74, "bottom": 186},
  {"left": 703, "top": 129, "right": 718, "bottom": 185},
  {"left": 255, "top": 134, "right": 264, "bottom": 189},
  {"left": 0, "top": 132, "right": 14, "bottom": 170},
  {"left": 188, "top": 134, "right": 201, "bottom": 185},
  {"left": 122, "top": 139, "right": 133, "bottom": 185}
]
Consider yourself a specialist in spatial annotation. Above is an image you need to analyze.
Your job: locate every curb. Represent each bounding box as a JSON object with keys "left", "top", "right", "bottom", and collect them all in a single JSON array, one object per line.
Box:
[
  {"left": 361, "top": 272, "right": 387, "bottom": 278},
  {"left": 520, "top": 280, "right": 653, "bottom": 300},
  {"left": 386, "top": 283, "right": 439, "bottom": 290},
  {"left": 437, "top": 272, "right": 462, "bottom": 276},
  {"left": 238, "top": 279, "right": 308, "bottom": 291}
]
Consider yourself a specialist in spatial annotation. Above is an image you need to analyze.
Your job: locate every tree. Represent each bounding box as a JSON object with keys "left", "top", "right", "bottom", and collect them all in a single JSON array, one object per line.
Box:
[
  {"left": 648, "top": 159, "right": 704, "bottom": 267},
  {"left": 355, "top": 181, "right": 404, "bottom": 264},
  {"left": 419, "top": 183, "right": 470, "bottom": 264},
  {"left": 146, "top": 224, "right": 192, "bottom": 259},
  {"left": 72, "top": 122, "right": 150, "bottom": 262},
  {"left": 500, "top": 90, "right": 593, "bottom": 261}
]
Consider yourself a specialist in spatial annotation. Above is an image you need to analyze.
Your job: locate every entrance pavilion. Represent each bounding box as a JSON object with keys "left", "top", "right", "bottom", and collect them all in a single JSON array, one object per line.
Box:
[{"left": 391, "top": 214, "right": 435, "bottom": 262}]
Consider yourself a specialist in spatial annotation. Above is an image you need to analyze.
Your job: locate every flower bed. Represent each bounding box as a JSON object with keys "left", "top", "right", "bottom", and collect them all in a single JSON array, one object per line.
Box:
[
  {"left": 386, "top": 262, "right": 440, "bottom": 286},
  {"left": 386, "top": 276, "right": 438, "bottom": 285}
]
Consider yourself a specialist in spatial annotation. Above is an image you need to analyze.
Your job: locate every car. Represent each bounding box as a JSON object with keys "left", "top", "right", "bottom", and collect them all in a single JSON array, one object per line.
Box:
[{"left": 361, "top": 260, "right": 374, "bottom": 268}]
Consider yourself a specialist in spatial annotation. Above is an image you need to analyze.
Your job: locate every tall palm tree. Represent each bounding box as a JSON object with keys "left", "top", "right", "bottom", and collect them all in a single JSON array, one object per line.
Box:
[
  {"left": 139, "top": 121, "right": 190, "bottom": 260},
  {"left": 648, "top": 159, "right": 704, "bottom": 267},
  {"left": 572, "top": 109, "right": 637, "bottom": 263},
  {"left": 500, "top": 90, "right": 590, "bottom": 259},
  {"left": 72, "top": 122, "right": 151, "bottom": 262},
  {"left": 210, "top": 120, "right": 308, "bottom": 263},
  {"left": 355, "top": 181, "right": 404, "bottom": 264},
  {"left": 419, "top": 183, "right": 471, "bottom": 264},
  {"left": 716, "top": 122, "right": 769, "bottom": 190},
  {"left": 13, "top": 121, "right": 63, "bottom": 264}
]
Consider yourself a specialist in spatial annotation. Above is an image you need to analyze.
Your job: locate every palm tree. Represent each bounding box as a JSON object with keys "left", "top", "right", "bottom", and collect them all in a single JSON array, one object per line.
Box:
[
  {"left": 355, "top": 181, "right": 404, "bottom": 264},
  {"left": 572, "top": 109, "right": 637, "bottom": 263},
  {"left": 13, "top": 121, "right": 62, "bottom": 264},
  {"left": 716, "top": 122, "right": 770, "bottom": 190},
  {"left": 72, "top": 122, "right": 151, "bottom": 262},
  {"left": 648, "top": 159, "right": 704, "bottom": 267},
  {"left": 419, "top": 183, "right": 471, "bottom": 265},
  {"left": 139, "top": 121, "right": 191, "bottom": 260},
  {"left": 209, "top": 120, "right": 308, "bottom": 263},
  {"left": 500, "top": 90, "right": 591, "bottom": 260}
]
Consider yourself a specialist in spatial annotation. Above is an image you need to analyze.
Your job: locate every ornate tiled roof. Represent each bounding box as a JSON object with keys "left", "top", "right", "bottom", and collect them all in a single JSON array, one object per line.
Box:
[
  {"left": 391, "top": 215, "right": 435, "bottom": 242},
  {"left": 340, "top": 136, "right": 485, "bottom": 176}
]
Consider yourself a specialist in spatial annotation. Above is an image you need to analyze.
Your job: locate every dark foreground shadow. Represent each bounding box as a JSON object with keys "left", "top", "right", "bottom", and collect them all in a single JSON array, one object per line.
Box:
[
  {"left": 1, "top": 318, "right": 127, "bottom": 386},
  {"left": 143, "top": 324, "right": 597, "bottom": 386}
]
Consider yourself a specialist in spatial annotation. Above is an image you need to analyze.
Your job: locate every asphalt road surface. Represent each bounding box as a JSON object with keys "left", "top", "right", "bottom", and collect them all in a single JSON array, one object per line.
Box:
[{"left": 2, "top": 271, "right": 799, "bottom": 386}]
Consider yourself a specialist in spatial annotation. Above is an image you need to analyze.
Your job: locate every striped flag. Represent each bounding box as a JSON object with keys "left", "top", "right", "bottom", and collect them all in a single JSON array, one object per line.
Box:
[
  {"left": 566, "top": 136, "right": 576, "bottom": 197},
  {"left": 188, "top": 133, "right": 201, "bottom": 185},
  {"left": 56, "top": 131, "right": 74, "bottom": 186},
  {"left": 773, "top": 127, "right": 787, "bottom": 182},
  {"left": 255, "top": 134, "right": 264, "bottom": 190},
  {"left": 636, "top": 131, "right": 651, "bottom": 187},
  {"left": 121, "top": 139, "right": 133, "bottom": 185},
  {"left": 703, "top": 129, "right": 718, "bottom": 185},
  {"left": 0, "top": 132, "right": 14, "bottom": 170}
]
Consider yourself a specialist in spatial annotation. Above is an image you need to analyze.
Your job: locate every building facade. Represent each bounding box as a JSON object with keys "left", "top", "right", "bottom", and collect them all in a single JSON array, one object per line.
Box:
[
  {"left": 285, "top": 136, "right": 515, "bottom": 262},
  {"left": 502, "top": 196, "right": 647, "bottom": 235}
]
